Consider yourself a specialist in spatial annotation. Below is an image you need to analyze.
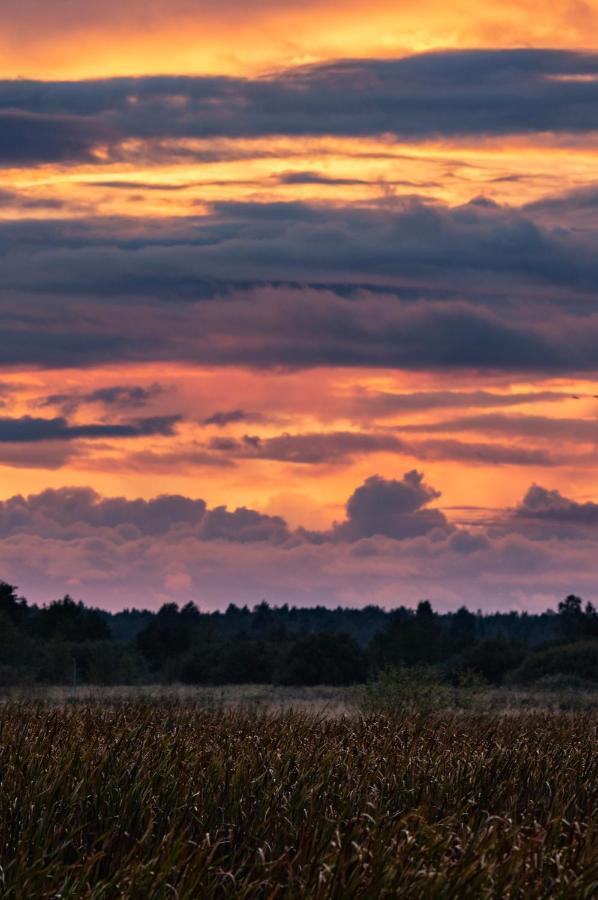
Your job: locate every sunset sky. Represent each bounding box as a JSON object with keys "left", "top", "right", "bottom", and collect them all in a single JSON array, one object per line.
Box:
[{"left": 2, "top": 1, "right": 598, "bottom": 611}]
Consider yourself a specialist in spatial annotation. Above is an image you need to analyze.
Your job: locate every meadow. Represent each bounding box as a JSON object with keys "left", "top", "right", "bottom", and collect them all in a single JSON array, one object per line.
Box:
[{"left": 0, "top": 697, "right": 596, "bottom": 897}]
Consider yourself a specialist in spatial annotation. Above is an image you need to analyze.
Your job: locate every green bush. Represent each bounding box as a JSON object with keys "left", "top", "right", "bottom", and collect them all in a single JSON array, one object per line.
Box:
[
  {"left": 510, "top": 640, "right": 598, "bottom": 684},
  {"left": 361, "top": 666, "right": 453, "bottom": 714}
]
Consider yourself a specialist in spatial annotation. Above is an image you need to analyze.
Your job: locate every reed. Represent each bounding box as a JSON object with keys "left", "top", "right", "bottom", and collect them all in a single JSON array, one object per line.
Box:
[{"left": 0, "top": 703, "right": 596, "bottom": 897}]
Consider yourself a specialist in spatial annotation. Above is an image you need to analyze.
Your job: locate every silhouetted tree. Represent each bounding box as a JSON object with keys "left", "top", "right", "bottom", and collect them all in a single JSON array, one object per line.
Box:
[
  {"left": 452, "top": 636, "right": 525, "bottom": 685},
  {"left": 136, "top": 603, "right": 192, "bottom": 671},
  {"left": 276, "top": 633, "right": 368, "bottom": 686},
  {"left": 370, "top": 601, "right": 445, "bottom": 668},
  {"left": 35, "top": 596, "right": 111, "bottom": 642},
  {"left": 557, "top": 595, "right": 598, "bottom": 641},
  {"left": 450, "top": 606, "right": 477, "bottom": 652},
  {"left": 0, "top": 582, "right": 29, "bottom": 626}
]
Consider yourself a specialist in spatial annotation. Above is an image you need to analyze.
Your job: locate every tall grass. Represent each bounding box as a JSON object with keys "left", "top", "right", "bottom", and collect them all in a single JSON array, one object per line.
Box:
[{"left": 0, "top": 703, "right": 596, "bottom": 897}]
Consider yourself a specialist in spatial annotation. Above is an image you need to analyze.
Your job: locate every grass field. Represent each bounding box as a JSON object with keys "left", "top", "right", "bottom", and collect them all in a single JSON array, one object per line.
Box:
[
  {"left": 3, "top": 680, "right": 598, "bottom": 713},
  {"left": 0, "top": 699, "right": 596, "bottom": 897}
]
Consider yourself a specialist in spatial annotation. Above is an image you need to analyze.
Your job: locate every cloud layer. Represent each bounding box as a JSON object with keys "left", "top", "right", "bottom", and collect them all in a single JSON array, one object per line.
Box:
[
  {"left": 1, "top": 39, "right": 598, "bottom": 611},
  {"left": 2, "top": 195, "right": 598, "bottom": 375},
  {"left": 4, "top": 51, "right": 598, "bottom": 165},
  {"left": 0, "top": 473, "right": 596, "bottom": 612}
]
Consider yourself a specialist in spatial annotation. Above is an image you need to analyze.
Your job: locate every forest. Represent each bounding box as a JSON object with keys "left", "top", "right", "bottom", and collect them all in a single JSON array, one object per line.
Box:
[{"left": 1, "top": 581, "right": 597, "bottom": 687}]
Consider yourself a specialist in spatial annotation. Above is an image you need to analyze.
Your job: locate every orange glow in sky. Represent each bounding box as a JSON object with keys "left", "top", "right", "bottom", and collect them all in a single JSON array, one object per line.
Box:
[
  {"left": 1, "top": 0, "right": 598, "bottom": 609},
  {"left": 2, "top": 0, "right": 598, "bottom": 79}
]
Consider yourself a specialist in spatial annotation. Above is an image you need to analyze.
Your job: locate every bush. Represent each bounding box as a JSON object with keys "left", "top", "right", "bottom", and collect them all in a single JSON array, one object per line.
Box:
[
  {"left": 361, "top": 666, "right": 453, "bottom": 714},
  {"left": 83, "top": 641, "right": 147, "bottom": 685},
  {"left": 510, "top": 640, "right": 598, "bottom": 684},
  {"left": 450, "top": 637, "right": 525, "bottom": 685}
]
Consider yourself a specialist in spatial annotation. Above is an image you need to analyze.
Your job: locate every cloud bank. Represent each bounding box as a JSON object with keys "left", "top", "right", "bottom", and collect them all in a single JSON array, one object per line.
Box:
[
  {"left": 0, "top": 473, "right": 596, "bottom": 612},
  {"left": 3, "top": 195, "right": 598, "bottom": 376},
  {"left": 4, "top": 51, "right": 598, "bottom": 165}
]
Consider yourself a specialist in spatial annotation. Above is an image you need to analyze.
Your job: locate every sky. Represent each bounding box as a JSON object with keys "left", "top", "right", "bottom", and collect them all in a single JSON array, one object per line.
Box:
[{"left": 2, "top": 2, "right": 598, "bottom": 612}]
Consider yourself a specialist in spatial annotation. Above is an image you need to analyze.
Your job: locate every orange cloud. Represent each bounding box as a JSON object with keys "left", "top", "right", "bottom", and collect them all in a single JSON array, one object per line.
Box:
[{"left": 0, "top": 363, "right": 596, "bottom": 532}]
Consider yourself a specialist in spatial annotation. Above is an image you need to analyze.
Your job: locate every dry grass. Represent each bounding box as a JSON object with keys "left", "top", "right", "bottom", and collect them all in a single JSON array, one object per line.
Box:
[
  {"left": 2, "top": 682, "right": 598, "bottom": 714},
  {"left": 0, "top": 683, "right": 356, "bottom": 716},
  {"left": 0, "top": 701, "right": 596, "bottom": 897}
]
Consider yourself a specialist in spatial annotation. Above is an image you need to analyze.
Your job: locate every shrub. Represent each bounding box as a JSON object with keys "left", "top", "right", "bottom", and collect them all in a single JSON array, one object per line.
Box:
[
  {"left": 451, "top": 637, "right": 525, "bottom": 685},
  {"left": 361, "top": 665, "right": 453, "bottom": 713},
  {"left": 510, "top": 640, "right": 598, "bottom": 684}
]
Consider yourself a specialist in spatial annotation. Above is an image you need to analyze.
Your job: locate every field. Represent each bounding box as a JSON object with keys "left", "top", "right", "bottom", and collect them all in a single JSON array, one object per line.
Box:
[{"left": 0, "top": 697, "right": 596, "bottom": 898}]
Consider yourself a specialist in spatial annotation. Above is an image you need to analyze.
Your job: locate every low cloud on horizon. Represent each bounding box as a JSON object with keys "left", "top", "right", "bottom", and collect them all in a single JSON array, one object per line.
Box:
[{"left": 0, "top": 471, "right": 596, "bottom": 614}]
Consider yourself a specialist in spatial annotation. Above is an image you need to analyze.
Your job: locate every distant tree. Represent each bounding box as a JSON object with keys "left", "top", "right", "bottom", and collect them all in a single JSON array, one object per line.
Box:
[
  {"left": 0, "top": 582, "right": 29, "bottom": 626},
  {"left": 179, "top": 602, "right": 201, "bottom": 627},
  {"left": 180, "top": 643, "right": 218, "bottom": 684},
  {"left": 0, "top": 609, "right": 37, "bottom": 680},
  {"left": 449, "top": 606, "right": 477, "bottom": 652},
  {"left": 136, "top": 603, "right": 193, "bottom": 671},
  {"left": 452, "top": 636, "right": 525, "bottom": 685},
  {"left": 370, "top": 600, "right": 445, "bottom": 668},
  {"left": 557, "top": 595, "right": 598, "bottom": 641},
  {"left": 213, "top": 636, "right": 275, "bottom": 684},
  {"left": 35, "top": 596, "right": 111, "bottom": 642},
  {"left": 558, "top": 595, "right": 585, "bottom": 640},
  {"left": 276, "top": 633, "right": 368, "bottom": 686},
  {"left": 110, "top": 608, "right": 154, "bottom": 642},
  {"left": 252, "top": 601, "right": 274, "bottom": 635}
]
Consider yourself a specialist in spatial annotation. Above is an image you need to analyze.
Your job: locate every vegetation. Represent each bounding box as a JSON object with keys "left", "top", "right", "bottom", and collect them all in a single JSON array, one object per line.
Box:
[
  {"left": 1, "top": 582, "right": 598, "bottom": 689},
  {"left": 0, "top": 701, "right": 595, "bottom": 897},
  {"left": 510, "top": 640, "right": 598, "bottom": 685}
]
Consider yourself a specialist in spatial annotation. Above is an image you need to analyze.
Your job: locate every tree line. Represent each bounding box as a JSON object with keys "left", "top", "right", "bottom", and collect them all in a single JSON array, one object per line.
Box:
[{"left": 1, "top": 582, "right": 597, "bottom": 687}]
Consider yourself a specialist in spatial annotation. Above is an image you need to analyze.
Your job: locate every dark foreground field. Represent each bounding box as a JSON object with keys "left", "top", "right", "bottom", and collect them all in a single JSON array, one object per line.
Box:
[{"left": 0, "top": 703, "right": 596, "bottom": 898}]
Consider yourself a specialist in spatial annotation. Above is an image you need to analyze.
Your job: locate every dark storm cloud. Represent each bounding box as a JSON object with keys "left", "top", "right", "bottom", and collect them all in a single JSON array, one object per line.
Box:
[
  {"left": 4, "top": 50, "right": 598, "bottom": 165},
  {"left": 0, "top": 486, "right": 288, "bottom": 542},
  {"left": 0, "top": 472, "right": 449, "bottom": 544},
  {"left": 515, "top": 484, "right": 598, "bottom": 525},
  {"left": 524, "top": 187, "right": 598, "bottom": 217},
  {"left": 331, "top": 471, "right": 448, "bottom": 540},
  {"left": 0, "top": 488, "right": 207, "bottom": 536},
  {"left": 202, "top": 409, "right": 258, "bottom": 427},
  {"left": 38, "top": 384, "right": 163, "bottom": 415},
  {"left": 277, "top": 171, "right": 371, "bottom": 186},
  {"left": 1, "top": 476, "right": 598, "bottom": 610},
  {"left": 3, "top": 197, "right": 597, "bottom": 297},
  {"left": 0, "top": 111, "right": 108, "bottom": 165},
  {"left": 224, "top": 430, "right": 407, "bottom": 463},
  {"left": 2, "top": 195, "right": 598, "bottom": 374},
  {"left": 205, "top": 429, "right": 555, "bottom": 467},
  {"left": 0, "top": 283, "right": 587, "bottom": 373},
  {"left": 0, "top": 414, "right": 179, "bottom": 442},
  {"left": 198, "top": 506, "right": 289, "bottom": 543}
]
